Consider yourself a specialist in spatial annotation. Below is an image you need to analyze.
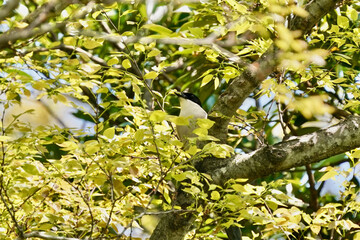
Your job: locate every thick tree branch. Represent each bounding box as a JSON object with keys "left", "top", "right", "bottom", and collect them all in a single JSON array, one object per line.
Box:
[
  {"left": 208, "top": 0, "right": 343, "bottom": 142},
  {"left": 289, "top": 0, "right": 343, "bottom": 33},
  {"left": 199, "top": 115, "right": 360, "bottom": 184}
]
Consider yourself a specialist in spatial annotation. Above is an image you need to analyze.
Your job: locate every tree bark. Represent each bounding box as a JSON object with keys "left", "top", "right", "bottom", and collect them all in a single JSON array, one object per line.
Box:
[{"left": 199, "top": 116, "right": 360, "bottom": 184}]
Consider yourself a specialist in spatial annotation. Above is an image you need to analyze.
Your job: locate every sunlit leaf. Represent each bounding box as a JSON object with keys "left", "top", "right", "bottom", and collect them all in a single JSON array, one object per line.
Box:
[
  {"left": 144, "top": 71, "right": 158, "bottom": 79},
  {"left": 103, "top": 127, "right": 115, "bottom": 139},
  {"left": 142, "top": 24, "right": 173, "bottom": 35},
  {"left": 122, "top": 59, "right": 132, "bottom": 69},
  {"left": 337, "top": 15, "right": 349, "bottom": 29}
]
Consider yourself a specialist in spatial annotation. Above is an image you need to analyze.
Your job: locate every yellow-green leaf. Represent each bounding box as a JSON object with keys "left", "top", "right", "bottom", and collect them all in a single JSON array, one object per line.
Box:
[
  {"left": 337, "top": 15, "right": 349, "bottom": 29},
  {"left": 107, "top": 57, "right": 119, "bottom": 66},
  {"left": 80, "top": 63, "right": 101, "bottom": 74},
  {"left": 168, "top": 116, "right": 189, "bottom": 126},
  {"left": 150, "top": 110, "right": 167, "bottom": 122},
  {"left": 318, "top": 170, "right": 339, "bottom": 182},
  {"left": 142, "top": 24, "right": 173, "bottom": 35},
  {"left": 63, "top": 36, "right": 77, "bottom": 46},
  {"left": 148, "top": 49, "right": 161, "bottom": 57},
  {"left": 189, "top": 27, "right": 204, "bottom": 38},
  {"left": 214, "top": 77, "right": 220, "bottom": 89},
  {"left": 134, "top": 43, "right": 145, "bottom": 52},
  {"left": 164, "top": 191, "right": 172, "bottom": 204},
  {"left": 84, "top": 140, "right": 100, "bottom": 155},
  {"left": 310, "top": 224, "right": 321, "bottom": 235},
  {"left": 197, "top": 118, "right": 214, "bottom": 129},
  {"left": 83, "top": 39, "right": 102, "bottom": 49},
  {"left": 22, "top": 164, "right": 40, "bottom": 175},
  {"left": 173, "top": 172, "right": 187, "bottom": 181},
  {"left": 193, "top": 127, "right": 208, "bottom": 136},
  {"left": 201, "top": 74, "right": 213, "bottom": 87},
  {"left": 103, "top": 127, "right": 115, "bottom": 139},
  {"left": 232, "top": 184, "right": 245, "bottom": 192},
  {"left": 57, "top": 141, "right": 78, "bottom": 151},
  {"left": 144, "top": 71, "right": 158, "bottom": 79},
  {"left": 122, "top": 59, "right": 132, "bottom": 69},
  {"left": 352, "top": 149, "right": 360, "bottom": 158},
  {"left": 211, "top": 191, "right": 221, "bottom": 200},
  {"left": 346, "top": 7, "right": 358, "bottom": 22}
]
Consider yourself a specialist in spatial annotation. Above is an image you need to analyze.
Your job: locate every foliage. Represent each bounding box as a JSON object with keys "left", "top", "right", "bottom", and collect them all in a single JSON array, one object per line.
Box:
[{"left": 0, "top": 0, "right": 359, "bottom": 239}]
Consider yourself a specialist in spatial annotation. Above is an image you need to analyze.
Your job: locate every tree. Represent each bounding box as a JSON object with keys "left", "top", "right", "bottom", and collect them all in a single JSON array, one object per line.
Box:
[{"left": 0, "top": 0, "right": 359, "bottom": 239}]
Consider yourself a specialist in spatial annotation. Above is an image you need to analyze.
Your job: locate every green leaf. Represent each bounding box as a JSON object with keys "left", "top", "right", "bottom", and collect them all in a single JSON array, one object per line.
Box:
[
  {"left": 122, "top": 59, "right": 132, "bottom": 69},
  {"left": 232, "top": 184, "right": 245, "bottom": 192},
  {"left": 83, "top": 39, "right": 102, "bottom": 49},
  {"left": 142, "top": 24, "right": 173, "bottom": 35},
  {"left": 121, "top": 9, "right": 137, "bottom": 16},
  {"left": 144, "top": 71, "right": 158, "bottom": 79},
  {"left": 223, "top": 66, "right": 240, "bottom": 80},
  {"left": 337, "top": 15, "right": 349, "bottom": 29},
  {"left": 134, "top": 43, "right": 145, "bottom": 52},
  {"left": 173, "top": 172, "right": 187, "bottom": 181},
  {"left": 148, "top": 49, "right": 161, "bottom": 57},
  {"left": 107, "top": 57, "right": 119, "bottom": 66},
  {"left": 211, "top": 191, "right": 220, "bottom": 200},
  {"left": 57, "top": 141, "right": 78, "bottom": 151},
  {"left": 164, "top": 191, "right": 172, "bottom": 204},
  {"left": 183, "top": 186, "right": 201, "bottom": 195},
  {"left": 84, "top": 140, "right": 100, "bottom": 155},
  {"left": 189, "top": 27, "right": 204, "bottom": 38},
  {"left": 318, "top": 169, "right": 339, "bottom": 182},
  {"left": 214, "top": 77, "right": 220, "bottom": 89},
  {"left": 203, "top": 142, "right": 233, "bottom": 158},
  {"left": 168, "top": 116, "right": 189, "bottom": 126},
  {"left": 22, "top": 163, "right": 40, "bottom": 175},
  {"left": 96, "top": 87, "right": 108, "bottom": 93},
  {"left": 63, "top": 36, "right": 77, "bottom": 46},
  {"left": 103, "top": 127, "right": 115, "bottom": 139},
  {"left": 196, "top": 119, "right": 214, "bottom": 129},
  {"left": 80, "top": 63, "right": 102, "bottom": 74},
  {"left": 351, "top": 149, "right": 360, "bottom": 158},
  {"left": 201, "top": 74, "right": 213, "bottom": 87},
  {"left": 346, "top": 7, "right": 358, "bottom": 21},
  {"left": 193, "top": 127, "right": 208, "bottom": 136},
  {"left": 150, "top": 110, "right": 167, "bottom": 122}
]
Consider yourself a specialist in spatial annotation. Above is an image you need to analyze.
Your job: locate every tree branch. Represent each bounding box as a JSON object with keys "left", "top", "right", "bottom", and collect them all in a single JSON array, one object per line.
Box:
[
  {"left": 289, "top": 0, "right": 342, "bottom": 33},
  {"left": 0, "top": 0, "right": 20, "bottom": 21},
  {"left": 199, "top": 115, "right": 360, "bottom": 184}
]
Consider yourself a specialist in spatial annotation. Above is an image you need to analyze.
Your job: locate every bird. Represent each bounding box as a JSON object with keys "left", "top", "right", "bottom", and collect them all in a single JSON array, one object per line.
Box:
[
  {"left": 175, "top": 92, "right": 242, "bottom": 240},
  {"left": 175, "top": 92, "right": 207, "bottom": 143}
]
